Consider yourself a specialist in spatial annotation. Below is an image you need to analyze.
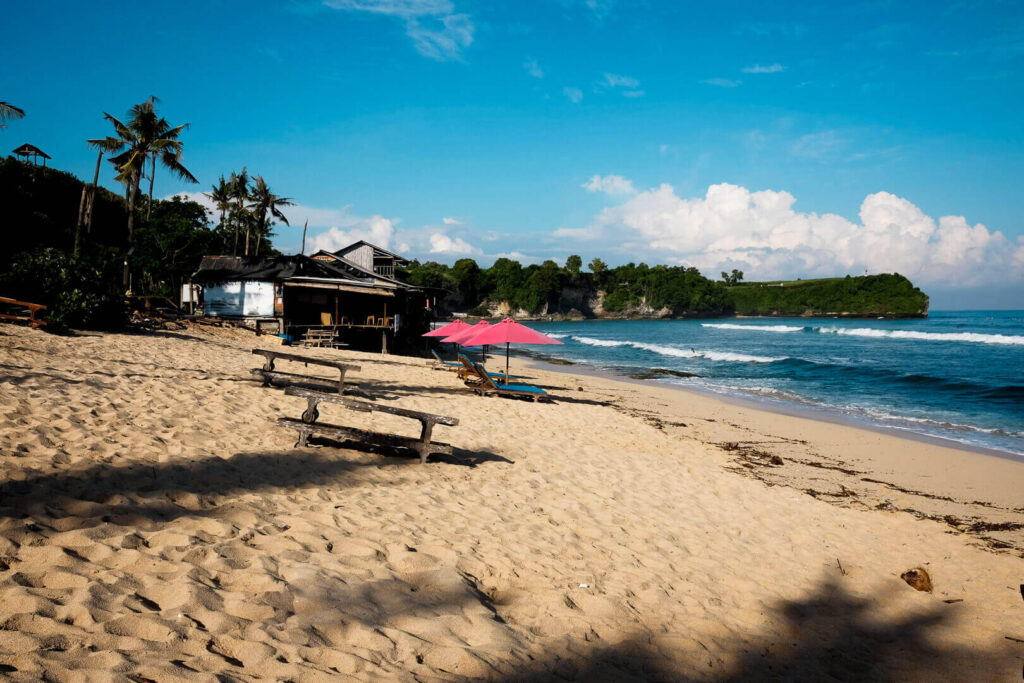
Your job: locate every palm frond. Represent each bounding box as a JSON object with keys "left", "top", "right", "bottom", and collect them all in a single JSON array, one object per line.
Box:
[{"left": 0, "top": 102, "right": 26, "bottom": 121}]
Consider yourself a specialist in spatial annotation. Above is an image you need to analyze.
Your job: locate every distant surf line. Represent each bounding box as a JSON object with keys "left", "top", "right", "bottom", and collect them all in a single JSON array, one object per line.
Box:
[{"left": 702, "top": 323, "right": 1024, "bottom": 345}]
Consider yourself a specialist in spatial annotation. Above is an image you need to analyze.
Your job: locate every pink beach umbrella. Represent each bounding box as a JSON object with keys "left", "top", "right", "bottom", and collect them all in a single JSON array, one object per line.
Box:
[
  {"left": 458, "top": 318, "right": 564, "bottom": 383},
  {"left": 422, "top": 319, "right": 471, "bottom": 338},
  {"left": 441, "top": 320, "right": 492, "bottom": 362}
]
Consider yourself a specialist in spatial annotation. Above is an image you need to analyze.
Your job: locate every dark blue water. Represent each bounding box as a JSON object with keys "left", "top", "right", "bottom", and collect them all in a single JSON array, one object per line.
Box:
[{"left": 529, "top": 311, "right": 1024, "bottom": 458}]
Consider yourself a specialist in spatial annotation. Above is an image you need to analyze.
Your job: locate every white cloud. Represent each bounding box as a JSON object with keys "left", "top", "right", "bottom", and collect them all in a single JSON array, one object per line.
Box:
[
  {"left": 524, "top": 57, "right": 543, "bottom": 78},
  {"left": 791, "top": 130, "right": 842, "bottom": 158},
  {"left": 742, "top": 63, "right": 786, "bottom": 74},
  {"left": 701, "top": 78, "right": 741, "bottom": 88},
  {"left": 583, "top": 182, "right": 1019, "bottom": 287},
  {"left": 622, "top": 89, "right": 645, "bottom": 98},
  {"left": 552, "top": 227, "right": 596, "bottom": 240},
  {"left": 581, "top": 174, "right": 636, "bottom": 195},
  {"left": 603, "top": 73, "right": 638, "bottom": 88},
  {"left": 563, "top": 86, "right": 583, "bottom": 104},
  {"left": 442, "top": 216, "right": 461, "bottom": 225},
  {"left": 310, "top": 215, "right": 397, "bottom": 253},
  {"left": 429, "top": 232, "right": 481, "bottom": 255},
  {"left": 324, "top": 0, "right": 473, "bottom": 61}
]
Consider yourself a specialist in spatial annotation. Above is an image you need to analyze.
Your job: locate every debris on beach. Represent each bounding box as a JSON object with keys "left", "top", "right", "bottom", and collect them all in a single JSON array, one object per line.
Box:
[{"left": 900, "top": 567, "right": 933, "bottom": 592}]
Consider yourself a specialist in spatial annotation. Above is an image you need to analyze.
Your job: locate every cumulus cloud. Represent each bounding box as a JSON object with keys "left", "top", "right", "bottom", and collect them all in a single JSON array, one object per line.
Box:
[
  {"left": 310, "top": 215, "right": 397, "bottom": 253},
  {"left": 563, "top": 86, "right": 583, "bottom": 103},
  {"left": 442, "top": 216, "right": 461, "bottom": 225},
  {"left": 584, "top": 181, "right": 1019, "bottom": 287},
  {"left": 429, "top": 232, "right": 480, "bottom": 255},
  {"left": 524, "top": 57, "right": 543, "bottom": 78},
  {"left": 742, "top": 63, "right": 786, "bottom": 74},
  {"left": 324, "top": 0, "right": 473, "bottom": 61},
  {"left": 581, "top": 174, "right": 636, "bottom": 195}
]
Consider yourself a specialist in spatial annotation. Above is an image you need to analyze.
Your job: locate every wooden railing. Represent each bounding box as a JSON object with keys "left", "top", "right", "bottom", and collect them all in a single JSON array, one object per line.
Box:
[{"left": 0, "top": 297, "right": 47, "bottom": 329}]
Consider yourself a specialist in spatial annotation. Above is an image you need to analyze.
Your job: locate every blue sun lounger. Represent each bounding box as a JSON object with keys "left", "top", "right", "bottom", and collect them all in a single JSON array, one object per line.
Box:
[
  {"left": 465, "top": 361, "right": 552, "bottom": 403},
  {"left": 456, "top": 354, "right": 521, "bottom": 385},
  {"left": 430, "top": 348, "right": 463, "bottom": 370}
]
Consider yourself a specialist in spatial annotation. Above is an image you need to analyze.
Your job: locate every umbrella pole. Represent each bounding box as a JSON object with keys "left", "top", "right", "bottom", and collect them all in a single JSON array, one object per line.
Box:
[{"left": 506, "top": 342, "right": 510, "bottom": 384}]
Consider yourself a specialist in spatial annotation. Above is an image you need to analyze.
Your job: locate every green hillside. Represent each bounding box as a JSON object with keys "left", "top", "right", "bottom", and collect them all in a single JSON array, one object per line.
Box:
[{"left": 725, "top": 274, "right": 929, "bottom": 317}]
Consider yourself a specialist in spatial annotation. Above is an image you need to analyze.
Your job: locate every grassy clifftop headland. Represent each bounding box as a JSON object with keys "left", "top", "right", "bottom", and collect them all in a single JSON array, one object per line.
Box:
[{"left": 726, "top": 274, "right": 929, "bottom": 318}]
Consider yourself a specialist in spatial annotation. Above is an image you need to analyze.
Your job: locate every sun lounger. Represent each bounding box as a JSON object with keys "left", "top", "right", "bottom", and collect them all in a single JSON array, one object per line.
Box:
[
  {"left": 464, "top": 361, "right": 552, "bottom": 402},
  {"left": 430, "top": 348, "right": 463, "bottom": 370},
  {"left": 278, "top": 386, "right": 458, "bottom": 464},
  {"left": 455, "top": 354, "right": 519, "bottom": 385},
  {"left": 251, "top": 349, "right": 359, "bottom": 393}
]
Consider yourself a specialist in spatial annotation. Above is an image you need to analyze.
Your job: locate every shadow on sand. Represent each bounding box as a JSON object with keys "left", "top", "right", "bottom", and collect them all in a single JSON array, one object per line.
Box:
[{"left": 501, "top": 577, "right": 1019, "bottom": 682}]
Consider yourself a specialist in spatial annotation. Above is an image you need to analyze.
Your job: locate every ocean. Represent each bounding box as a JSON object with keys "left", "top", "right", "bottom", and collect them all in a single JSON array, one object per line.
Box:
[{"left": 527, "top": 311, "right": 1024, "bottom": 458}]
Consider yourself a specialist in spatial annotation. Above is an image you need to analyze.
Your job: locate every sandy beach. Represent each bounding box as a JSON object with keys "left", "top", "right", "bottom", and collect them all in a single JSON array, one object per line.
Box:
[{"left": 1, "top": 322, "right": 1022, "bottom": 681}]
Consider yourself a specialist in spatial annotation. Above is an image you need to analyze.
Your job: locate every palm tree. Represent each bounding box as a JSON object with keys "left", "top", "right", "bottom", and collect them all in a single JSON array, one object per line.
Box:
[
  {"left": 248, "top": 176, "right": 293, "bottom": 255},
  {"left": 88, "top": 97, "right": 198, "bottom": 289},
  {"left": 228, "top": 168, "right": 250, "bottom": 256},
  {"left": 205, "top": 174, "right": 232, "bottom": 249},
  {"left": 0, "top": 102, "right": 25, "bottom": 128}
]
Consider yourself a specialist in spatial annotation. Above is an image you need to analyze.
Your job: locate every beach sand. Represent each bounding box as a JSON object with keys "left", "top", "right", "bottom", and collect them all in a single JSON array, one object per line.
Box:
[{"left": 0, "top": 322, "right": 1021, "bottom": 681}]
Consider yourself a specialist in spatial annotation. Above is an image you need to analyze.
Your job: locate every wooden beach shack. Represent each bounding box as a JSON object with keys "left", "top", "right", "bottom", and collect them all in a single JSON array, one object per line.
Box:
[{"left": 191, "top": 242, "right": 434, "bottom": 352}]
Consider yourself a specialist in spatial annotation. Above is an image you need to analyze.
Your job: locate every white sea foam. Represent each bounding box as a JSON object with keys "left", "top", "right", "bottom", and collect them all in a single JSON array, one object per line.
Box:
[
  {"left": 702, "top": 323, "right": 805, "bottom": 333},
  {"left": 545, "top": 333, "right": 569, "bottom": 338},
  {"left": 815, "top": 327, "right": 1024, "bottom": 345},
  {"left": 569, "top": 336, "right": 784, "bottom": 363}
]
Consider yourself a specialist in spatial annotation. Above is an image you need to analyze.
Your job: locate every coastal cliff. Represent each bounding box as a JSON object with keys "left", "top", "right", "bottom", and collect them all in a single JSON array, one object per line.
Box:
[{"left": 409, "top": 259, "right": 931, "bottom": 320}]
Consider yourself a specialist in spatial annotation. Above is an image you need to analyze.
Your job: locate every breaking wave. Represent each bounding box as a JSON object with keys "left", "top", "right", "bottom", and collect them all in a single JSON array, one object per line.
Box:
[
  {"left": 815, "top": 327, "right": 1024, "bottom": 345},
  {"left": 702, "top": 323, "right": 805, "bottom": 333},
  {"left": 569, "top": 336, "right": 785, "bottom": 363}
]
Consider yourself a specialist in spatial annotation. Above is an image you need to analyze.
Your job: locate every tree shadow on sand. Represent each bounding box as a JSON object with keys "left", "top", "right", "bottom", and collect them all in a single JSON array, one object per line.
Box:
[
  {"left": 0, "top": 442, "right": 511, "bottom": 528},
  {"left": 503, "top": 577, "right": 1020, "bottom": 682}
]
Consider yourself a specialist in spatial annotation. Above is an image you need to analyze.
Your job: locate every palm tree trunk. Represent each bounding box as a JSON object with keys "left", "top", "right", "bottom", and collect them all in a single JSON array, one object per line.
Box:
[
  {"left": 124, "top": 171, "right": 140, "bottom": 291},
  {"left": 85, "top": 150, "right": 102, "bottom": 234},
  {"left": 74, "top": 186, "right": 88, "bottom": 258},
  {"left": 147, "top": 155, "right": 156, "bottom": 222}
]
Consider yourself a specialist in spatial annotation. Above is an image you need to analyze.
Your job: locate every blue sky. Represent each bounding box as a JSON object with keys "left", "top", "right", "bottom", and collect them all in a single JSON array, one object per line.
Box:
[{"left": 2, "top": 0, "right": 1023, "bottom": 306}]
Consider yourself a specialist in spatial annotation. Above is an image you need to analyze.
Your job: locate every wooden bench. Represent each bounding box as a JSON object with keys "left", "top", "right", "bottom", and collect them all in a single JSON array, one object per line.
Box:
[
  {"left": 0, "top": 297, "right": 47, "bottom": 329},
  {"left": 278, "top": 386, "right": 459, "bottom": 464},
  {"left": 251, "top": 349, "right": 360, "bottom": 394},
  {"left": 300, "top": 328, "right": 337, "bottom": 348}
]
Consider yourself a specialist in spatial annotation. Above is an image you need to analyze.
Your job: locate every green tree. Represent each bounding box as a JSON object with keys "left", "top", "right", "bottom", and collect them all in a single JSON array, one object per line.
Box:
[
  {"left": 248, "top": 175, "right": 292, "bottom": 256},
  {"left": 205, "top": 174, "right": 232, "bottom": 249},
  {"left": 565, "top": 254, "right": 582, "bottom": 280},
  {"left": 227, "top": 168, "right": 250, "bottom": 256},
  {"left": 88, "top": 96, "right": 198, "bottom": 288},
  {"left": 589, "top": 257, "right": 607, "bottom": 275}
]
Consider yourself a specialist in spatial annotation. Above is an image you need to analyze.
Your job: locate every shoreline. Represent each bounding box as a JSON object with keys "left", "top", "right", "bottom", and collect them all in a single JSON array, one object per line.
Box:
[{"left": 521, "top": 353, "right": 1024, "bottom": 465}]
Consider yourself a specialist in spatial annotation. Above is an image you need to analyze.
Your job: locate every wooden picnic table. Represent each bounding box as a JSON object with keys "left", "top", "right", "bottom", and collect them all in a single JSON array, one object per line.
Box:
[
  {"left": 279, "top": 386, "right": 459, "bottom": 464},
  {"left": 250, "top": 348, "right": 360, "bottom": 394}
]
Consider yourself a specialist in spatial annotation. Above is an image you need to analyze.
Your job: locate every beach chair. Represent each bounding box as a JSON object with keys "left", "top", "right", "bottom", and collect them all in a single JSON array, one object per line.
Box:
[
  {"left": 431, "top": 348, "right": 462, "bottom": 370},
  {"left": 465, "top": 361, "right": 551, "bottom": 402},
  {"left": 456, "top": 353, "right": 519, "bottom": 385}
]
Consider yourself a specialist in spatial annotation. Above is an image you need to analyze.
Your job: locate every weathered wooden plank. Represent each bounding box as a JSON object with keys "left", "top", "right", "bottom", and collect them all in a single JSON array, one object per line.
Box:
[
  {"left": 284, "top": 386, "right": 459, "bottom": 426},
  {"left": 277, "top": 417, "right": 453, "bottom": 464}
]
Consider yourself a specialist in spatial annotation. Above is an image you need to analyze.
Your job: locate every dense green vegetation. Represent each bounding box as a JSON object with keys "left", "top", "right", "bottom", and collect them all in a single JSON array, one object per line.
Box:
[
  {"left": 399, "top": 257, "right": 732, "bottom": 316},
  {"left": 1, "top": 97, "right": 291, "bottom": 329},
  {"left": 399, "top": 260, "right": 928, "bottom": 318},
  {"left": 0, "top": 155, "right": 280, "bottom": 329},
  {"left": 726, "top": 274, "right": 929, "bottom": 316}
]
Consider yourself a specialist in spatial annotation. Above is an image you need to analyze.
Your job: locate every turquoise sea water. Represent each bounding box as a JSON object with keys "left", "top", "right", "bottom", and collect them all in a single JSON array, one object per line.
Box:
[{"left": 527, "top": 311, "right": 1024, "bottom": 458}]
